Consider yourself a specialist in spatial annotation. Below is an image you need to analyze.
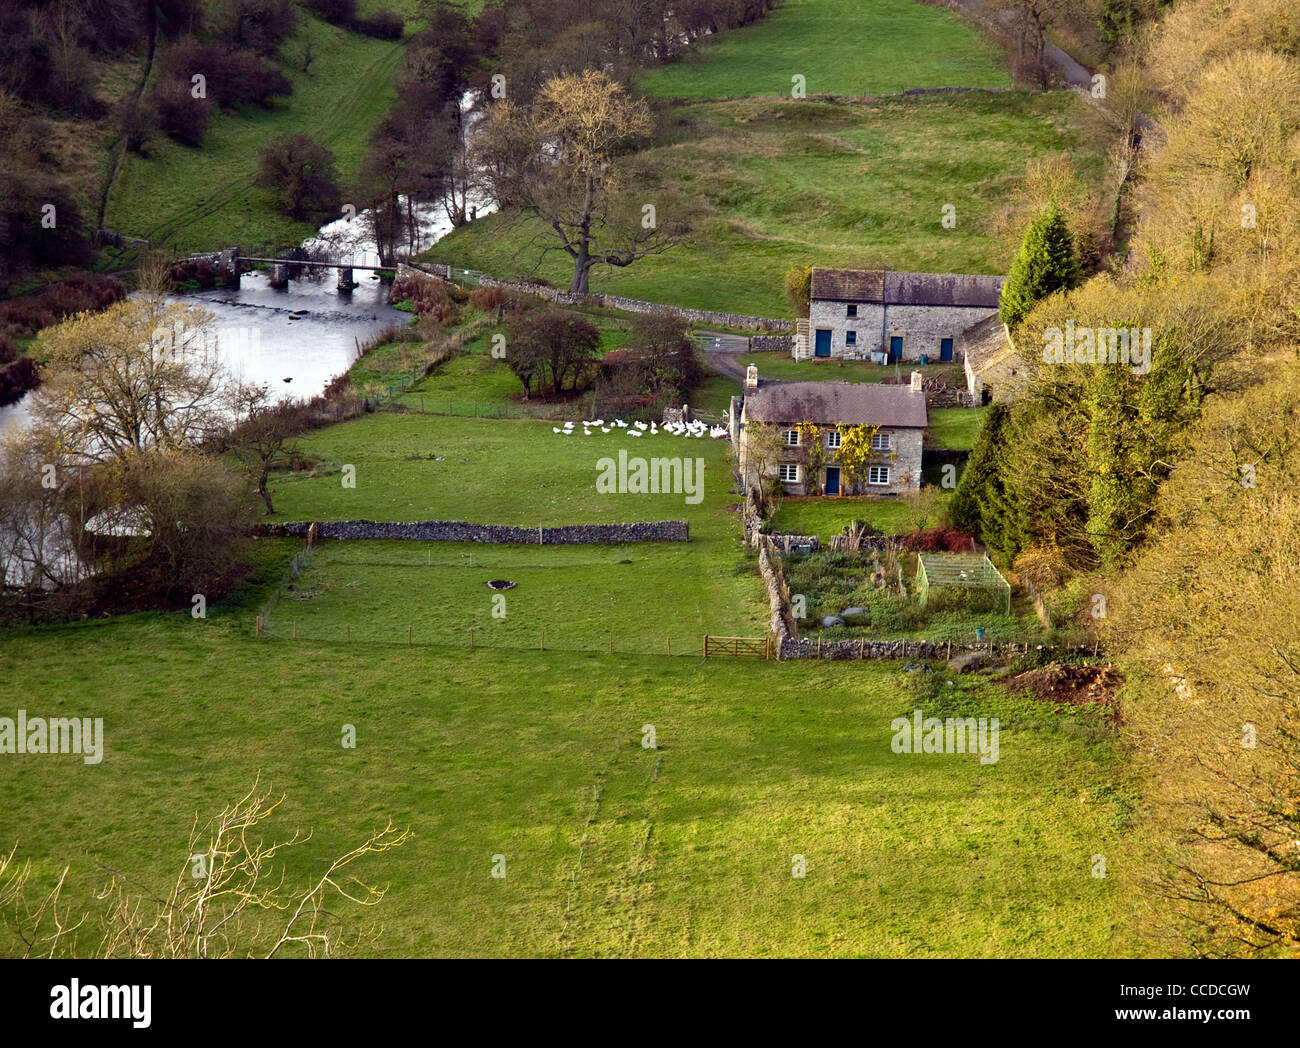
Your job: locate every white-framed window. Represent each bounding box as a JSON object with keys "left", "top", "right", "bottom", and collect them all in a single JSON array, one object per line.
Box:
[
  {"left": 868, "top": 466, "right": 891, "bottom": 486},
  {"left": 826, "top": 430, "right": 842, "bottom": 450},
  {"left": 871, "top": 431, "right": 892, "bottom": 451},
  {"left": 784, "top": 429, "right": 800, "bottom": 447},
  {"left": 779, "top": 463, "right": 799, "bottom": 483}
]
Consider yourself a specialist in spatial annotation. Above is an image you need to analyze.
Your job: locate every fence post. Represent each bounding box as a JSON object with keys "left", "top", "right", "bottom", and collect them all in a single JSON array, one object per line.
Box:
[
  {"left": 408, "top": 626, "right": 412, "bottom": 646},
  {"left": 292, "top": 621, "right": 297, "bottom": 640},
  {"left": 667, "top": 636, "right": 671, "bottom": 656},
  {"left": 541, "top": 629, "right": 545, "bottom": 651},
  {"left": 702, "top": 634, "right": 707, "bottom": 656}
]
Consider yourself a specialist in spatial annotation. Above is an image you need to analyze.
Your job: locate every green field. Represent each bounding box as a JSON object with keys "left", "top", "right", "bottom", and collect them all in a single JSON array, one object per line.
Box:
[
  {"left": 0, "top": 617, "right": 1132, "bottom": 957},
  {"left": 107, "top": 14, "right": 403, "bottom": 250},
  {"left": 771, "top": 493, "right": 937, "bottom": 541},
  {"left": 268, "top": 412, "right": 741, "bottom": 539},
  {"left": 432, "top": 91, "right": 1099, "bottom": 317},
  {"left": 928, "top": 406, "right": 987, "bottom": 450},
  {"left": 639, "top": 0, "right": 1010, "bottom": 99},
  {"left": 267, "top": 539, "right": 765, "bottom": 653}
]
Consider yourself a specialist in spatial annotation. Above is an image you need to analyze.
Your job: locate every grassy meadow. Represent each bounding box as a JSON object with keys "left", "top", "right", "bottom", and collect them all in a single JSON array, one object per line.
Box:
[
  {"left": 639, "top": 0, "right": 1010, "bottom": 99},
  {"left": 107, "top": 14, "right": 403, "bottom": 250},
  {"left": 0, "top": 618, "right": 1133, "bottom": 958},
  {"left": 432, "top": 91, "right": 1100, "bottom": 317}
]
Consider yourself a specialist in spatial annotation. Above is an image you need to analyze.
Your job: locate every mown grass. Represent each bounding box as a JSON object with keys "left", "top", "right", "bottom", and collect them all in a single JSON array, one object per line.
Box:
[
  {"left": 928, "top": 406, "right": 987, "bottom": 450},
  {"left": 269, "top": 412, "right": 741, "bottom": 541},
  {"left": 639, "top": 0, "right": 1010, "bottom": 100},
  {"left": 0, "top": 616, "right": 1134, "bottom": 957},
  {"left": 770, "top": 491, "right": 948, "bottom": 541},
  {"left": 432, "top": 91, "right": 1101, "bottom": 317},
  {"left": 107, "top": 14, "right": 403, "bottom": 250},
  {"left": 267, "top": 539, "right": 764, "bottom": 653}
]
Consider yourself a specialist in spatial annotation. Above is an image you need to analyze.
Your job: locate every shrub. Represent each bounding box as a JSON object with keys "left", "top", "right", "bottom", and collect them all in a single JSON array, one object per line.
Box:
[
  {"left": 0, "top": 333, "right": 16, "bottom": 365},
  {"left": 254, "top": 133, "right": 342, "bottom": 221},
  {"left": 469, "top": 285, "right": 504, "bottom": 312},
  {"left": 898, "top": 527, "right": 976, "bottom": 552},
  {"left": 150, "top": 78, "right": 211, "bottom": 145},
  {"left": 157, "top": 41, "right": 292, "bottom": 110},
  {"left": 0, "top": 356, "right": 39, "bottom": 406},
  {"left": 118, "top": 99, "right": 157, "bottom": 154},
  {"left": 356, "top": 11, "right": 404, "bottom": 39}
]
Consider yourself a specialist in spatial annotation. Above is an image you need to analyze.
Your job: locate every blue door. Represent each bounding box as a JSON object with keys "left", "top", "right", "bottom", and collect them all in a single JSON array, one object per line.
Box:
[
  {"left": 940, "top": 337, "right": 954, "bottom": 362},
  {"left": 889, "top": 336, "right": 903, "bottom": 362},
  {"left": 814, "top": 330, "right": 832, "bottom": 357},
  {"left": 824, "top": 467, "right": 840, "bottom": 495}
]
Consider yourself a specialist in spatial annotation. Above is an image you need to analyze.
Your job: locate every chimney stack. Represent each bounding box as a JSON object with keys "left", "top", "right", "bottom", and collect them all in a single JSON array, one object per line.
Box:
[
  {"left": 910, "top": 370, "right": 923, "bottom": 394},
  {"left": 745, "top": 365, "right": 759, "bottom": 389}
]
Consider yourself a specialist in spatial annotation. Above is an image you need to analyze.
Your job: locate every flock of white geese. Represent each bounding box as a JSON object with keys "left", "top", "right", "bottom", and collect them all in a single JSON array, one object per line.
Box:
[{"left": 551, "top": 418, "right": 729, "bottom": 439}]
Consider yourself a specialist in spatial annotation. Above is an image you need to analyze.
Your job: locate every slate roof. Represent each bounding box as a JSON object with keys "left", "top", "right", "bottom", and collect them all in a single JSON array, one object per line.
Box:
[
  {"left": 810, "top": 268, "right": 1005, "bottom": 308},
  {"left": 962, "top": 314, "right": 1016, "bottom": 372},
  {"left": 744, "top": 381, "right": 928, "bottom": 429}
]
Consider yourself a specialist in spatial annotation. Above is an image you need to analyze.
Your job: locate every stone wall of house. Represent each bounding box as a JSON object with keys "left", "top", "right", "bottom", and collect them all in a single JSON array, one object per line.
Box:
[
  {"left": 749, "top": 335, "right": 793, "bottom": 352},
  {"left": 968, "top": 349, "right": 1032, "bottom": 402},
  {"left": 807, "top": 300, "right": 996, "bottom": 362},
  {"left": 265, "top": 519, "right": 690, "bottom": 544},
  {"left": 766, "top": 426, "right": 924, "bottom": 496},
  {"left": 881, "top": 304, "right": 994, "bottom": 361}
]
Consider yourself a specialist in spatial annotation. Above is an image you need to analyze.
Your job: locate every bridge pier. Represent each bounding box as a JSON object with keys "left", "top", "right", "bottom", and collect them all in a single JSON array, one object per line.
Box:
[
  {"left": 218, "top": 246, "right": 241, "bottom": 288},
  {"left": 270, "top": 263, "right": 289, "bottom": 290},
  {"left": 336, "top": 266, "right": 356, "bottom": 293}
]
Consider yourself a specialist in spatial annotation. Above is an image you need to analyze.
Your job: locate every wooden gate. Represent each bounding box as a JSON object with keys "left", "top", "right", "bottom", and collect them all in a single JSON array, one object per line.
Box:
[{"left": 704, "top": 635, "right": 771, "bottom": 658}]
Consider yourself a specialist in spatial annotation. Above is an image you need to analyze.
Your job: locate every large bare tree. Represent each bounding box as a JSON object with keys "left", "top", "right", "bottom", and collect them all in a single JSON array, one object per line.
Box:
[{"left": 474, "top": 70, "right": 690, "bottom": 294}]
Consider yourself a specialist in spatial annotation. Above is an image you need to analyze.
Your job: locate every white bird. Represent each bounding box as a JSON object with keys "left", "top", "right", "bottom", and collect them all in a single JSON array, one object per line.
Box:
[
  {"left": 649, "top": 424, "right": 658, "bottom": 435},
  {"left": 628, "top": 429, "right": 642, "bottom": 437},
  {"left": 615, "top": 419, "right": 628, "bottom": 428},
  {"left": 593, "top": 419, "right": 604, "bottom": 426},
  {"left": 553, "top": 427, "right": 561, "bottom": 433},
  {"left": 601, "top": 426, "right": 611, "bottom": 433},
  {"left": 634, "top": 421, "right": 648, "bottom": 431},
  {"left": 584, "top": 428, "right": 592, "bottom": 436}
]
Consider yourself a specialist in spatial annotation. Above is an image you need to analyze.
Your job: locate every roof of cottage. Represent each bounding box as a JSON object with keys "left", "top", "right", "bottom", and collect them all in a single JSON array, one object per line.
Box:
[
  {"left": 810, "top": 268, "right": 1005, "bottom": 308},
  {"left": 744, "top": 381, "right": 928, "bottom": 429},
  {"left": 962, "top": 314, "right": 1017, "bottom": 373}
]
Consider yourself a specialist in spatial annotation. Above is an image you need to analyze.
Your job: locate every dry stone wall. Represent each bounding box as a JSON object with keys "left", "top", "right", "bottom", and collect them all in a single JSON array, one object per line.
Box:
[{"left": 266, "top": 520, "right": 689, "bottom": 544}]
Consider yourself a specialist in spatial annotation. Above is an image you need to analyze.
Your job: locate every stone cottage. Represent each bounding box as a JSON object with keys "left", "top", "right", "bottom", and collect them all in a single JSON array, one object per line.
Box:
[
  {"left": 733, "top": 369, "right": 928, "bottom": 496},
  {"left": 799, "top": 268, "right": 1005, "bottom": 364},
  {"left": 962, "top": 314, "right": 1030, "bottom": 403}
]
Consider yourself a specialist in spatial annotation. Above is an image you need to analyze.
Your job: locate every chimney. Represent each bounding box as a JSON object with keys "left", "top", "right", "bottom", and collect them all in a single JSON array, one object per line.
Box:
[
  {"left": 910, "top": 370, "right": 923, "bottom": 394},
  {"left": 745, "top": 365, "right": 759, "bottom": 389}
]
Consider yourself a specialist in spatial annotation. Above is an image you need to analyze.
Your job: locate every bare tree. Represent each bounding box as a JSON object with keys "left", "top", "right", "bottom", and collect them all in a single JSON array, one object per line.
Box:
[
  {"left": 228, "top": 383, "right": 300, "bottom": 515},
  {"left": 474, "top": 70, "right": 691, "bottom": 294},
  {"left": 1, "top": 779, "right": 412, "bottom": 958}
]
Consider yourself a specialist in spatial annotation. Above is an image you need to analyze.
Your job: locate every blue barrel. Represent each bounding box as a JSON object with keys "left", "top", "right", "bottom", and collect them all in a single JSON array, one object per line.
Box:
[{"left": 975, "top": 627, "right": 986, "bottom": 642}]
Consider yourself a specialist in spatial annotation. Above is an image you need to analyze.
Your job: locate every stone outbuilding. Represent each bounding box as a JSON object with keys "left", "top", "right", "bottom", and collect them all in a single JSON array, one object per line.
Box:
[{"left": 962, "top": 314, "right": 1030, "bottom": 403}]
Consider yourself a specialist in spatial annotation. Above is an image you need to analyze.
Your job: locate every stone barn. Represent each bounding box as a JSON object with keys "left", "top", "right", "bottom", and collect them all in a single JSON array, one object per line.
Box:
[{"left": 801, "top": 268, "right": 1005, "bottom": 364}]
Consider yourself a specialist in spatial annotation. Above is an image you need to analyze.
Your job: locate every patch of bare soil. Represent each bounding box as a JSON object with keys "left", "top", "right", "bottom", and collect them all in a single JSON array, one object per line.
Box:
[{"left": 1005, "top": 661, "right": 1124, "bottom": 724}]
